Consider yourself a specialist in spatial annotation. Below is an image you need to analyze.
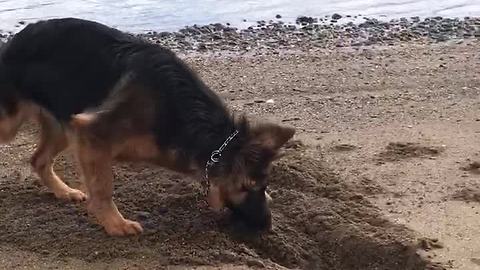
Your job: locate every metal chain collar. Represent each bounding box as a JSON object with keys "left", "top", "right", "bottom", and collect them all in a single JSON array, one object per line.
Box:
[{"left": 203, "top": 130, "right": 239, "bottom": 194}]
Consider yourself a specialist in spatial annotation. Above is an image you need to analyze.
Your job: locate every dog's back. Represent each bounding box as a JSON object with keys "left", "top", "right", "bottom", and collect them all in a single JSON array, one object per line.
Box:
[
  {"left": 1, "top": 18, "right": 229, "bottom": 145},
  {"left": 1, "top": 18, "right": 141, "bottom": 121}
]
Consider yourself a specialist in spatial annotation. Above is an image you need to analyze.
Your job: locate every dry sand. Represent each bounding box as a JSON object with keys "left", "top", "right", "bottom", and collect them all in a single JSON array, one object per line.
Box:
[{"left": 1, "top": 40, "right": 479, "bottom": 269}]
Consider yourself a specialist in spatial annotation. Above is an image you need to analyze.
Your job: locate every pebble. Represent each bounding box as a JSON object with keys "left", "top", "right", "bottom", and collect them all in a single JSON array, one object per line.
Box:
[
  {"left": 136, "top": 211, "right": 151, "bottom": 220},
  {"left": 332, "top": 13, "right": 342, "bottom": 20},
  {"left": 296, "top": 16, "right": 317, "bottom": 24}
]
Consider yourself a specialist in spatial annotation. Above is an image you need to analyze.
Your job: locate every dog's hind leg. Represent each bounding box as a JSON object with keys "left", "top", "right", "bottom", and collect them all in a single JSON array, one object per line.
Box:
[{"left": 30, "top": 110, "right": 87, "bottom": 202}]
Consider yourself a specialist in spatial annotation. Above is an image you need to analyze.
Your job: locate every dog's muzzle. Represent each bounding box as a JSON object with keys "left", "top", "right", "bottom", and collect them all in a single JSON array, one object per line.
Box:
[{"left": 227, "top": 189, "right": 272, "bottom": 231}]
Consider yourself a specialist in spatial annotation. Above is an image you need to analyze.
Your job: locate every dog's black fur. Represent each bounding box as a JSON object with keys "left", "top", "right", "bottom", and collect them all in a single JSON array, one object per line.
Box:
[
  {"left": 1, "top": 19, "right": 238, "bottom": 164},
  {"left": 0, "top": 18, "right": 294, "bottom": 234}
]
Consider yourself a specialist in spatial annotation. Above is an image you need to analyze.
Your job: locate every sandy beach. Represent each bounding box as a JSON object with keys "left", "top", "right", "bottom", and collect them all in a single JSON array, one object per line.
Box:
[{"left": 0, "top": 17, "right": 479, "bottom": 269}]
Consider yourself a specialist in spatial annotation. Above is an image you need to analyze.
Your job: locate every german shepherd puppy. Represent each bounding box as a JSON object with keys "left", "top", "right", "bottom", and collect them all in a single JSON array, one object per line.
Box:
[{"left": 0, "top": 18, "right": 294, "bottom": 236}]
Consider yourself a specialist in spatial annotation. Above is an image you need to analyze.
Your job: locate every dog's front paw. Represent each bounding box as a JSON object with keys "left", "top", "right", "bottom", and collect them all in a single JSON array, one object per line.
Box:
[
  {"left": 104, "top": 218, "right": 143, "bottom": 236},
  {"left": 54, "top": 188, "right": 87, "bottom": 202}
]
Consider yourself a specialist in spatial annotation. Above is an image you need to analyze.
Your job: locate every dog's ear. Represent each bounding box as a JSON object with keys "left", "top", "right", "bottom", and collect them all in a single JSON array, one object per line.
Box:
[{"left": 251, "top": 123, "right": 295, "bottom": 151}]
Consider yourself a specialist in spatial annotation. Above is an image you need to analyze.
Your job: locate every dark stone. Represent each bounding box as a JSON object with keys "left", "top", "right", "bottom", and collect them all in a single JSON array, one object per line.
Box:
[
  {"left": 198, "top": 43, "right": 208, "bottom": 50},
  {"left": 158, "top": 31, "right": 171, "bottom": 37},
  {"left": 136, "top": 211, "right": 151, "bottom": 220},
  {"left": 296, "top": 16, "right": 317, "bottom": 24},
  {"left": 287, "top": 25, "right": 296, "bottom": 30},
  {"left": 174, "top": 32, "right": 185, "bottom": 38},
  {"left": 276, "top": 14, "right": 282, "bottom": 19},
  {"left": 332, "top": 13, "right": 342, "bottom": 20}
]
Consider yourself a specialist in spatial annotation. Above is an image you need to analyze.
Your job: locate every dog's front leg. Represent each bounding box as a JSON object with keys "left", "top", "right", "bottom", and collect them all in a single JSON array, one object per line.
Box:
[{"left": 75, "top": 138, "right": 143, "bottom": 236}]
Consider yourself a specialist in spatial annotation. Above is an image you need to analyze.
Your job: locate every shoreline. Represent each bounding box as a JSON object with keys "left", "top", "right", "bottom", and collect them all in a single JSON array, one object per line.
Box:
[
  {"left": 1, "top": 15, "right": 479, "bottom": 52},
  {"left": 142, "top": 16, "right": 479, "bottom": 52}
]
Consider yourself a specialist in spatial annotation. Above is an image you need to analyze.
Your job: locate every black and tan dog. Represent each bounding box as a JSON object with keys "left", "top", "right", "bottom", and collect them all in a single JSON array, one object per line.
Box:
[{"left": 0, "top": 18, "right": 294, "bottom": 236}]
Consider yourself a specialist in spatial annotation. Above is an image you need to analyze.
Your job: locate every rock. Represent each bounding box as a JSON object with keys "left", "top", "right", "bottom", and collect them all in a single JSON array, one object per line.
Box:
[
  {"left": 174, "top": 32, "right": 185, "bottom": 38},
  {"left": 198, "top": 43, "right": 208, "bottom": 51},
  {"left": 296, "top": 16, "right": 317, "bottom": 24},
  {"left": 136, "top": 211, "right": 151, "bottom": 220},
  {"left": 287, "top": 25, "right": 296, "bottom": 31},
  {"left": 332, "top": 13, "right": 342, "bottom": 20},
  {"left": 275, "top": 14, "right": 282, "bottom": 19}
]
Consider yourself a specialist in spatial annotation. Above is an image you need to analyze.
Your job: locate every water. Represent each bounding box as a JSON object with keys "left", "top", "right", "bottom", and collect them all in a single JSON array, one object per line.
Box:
[{"left": 0, "top": 0, "right": 479, "bottom": 33}]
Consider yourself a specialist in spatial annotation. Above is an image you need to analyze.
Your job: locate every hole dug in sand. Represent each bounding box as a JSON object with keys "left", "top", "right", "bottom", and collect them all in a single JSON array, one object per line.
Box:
[{"left": 377, "top": 142, "right": 443, "bottom": 163}]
